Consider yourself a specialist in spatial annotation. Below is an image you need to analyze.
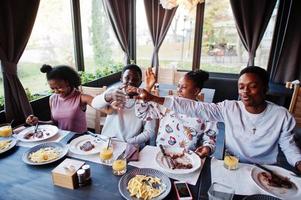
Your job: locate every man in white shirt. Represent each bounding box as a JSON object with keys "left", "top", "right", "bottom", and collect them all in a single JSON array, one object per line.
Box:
[
  {"left": 129, "top": 66, "right": 301, "bottom": 172},
  {"left": 91, "top": 64, "right": 156, "bottom": 145}
]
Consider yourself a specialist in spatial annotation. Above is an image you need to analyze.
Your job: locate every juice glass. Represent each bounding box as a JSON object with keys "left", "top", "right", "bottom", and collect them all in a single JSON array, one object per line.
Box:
[
  {"left": 99, "top": 145, "right": 113, "bottom": 164},
  {"left": 0, "top": 123, "right": 13, "bottom": 137},
  {"left": 112, "top": 158, "right": 127, "bottom": 176},
  {"left": 224, "top": 153, "right": 239, "bottom": 170}
]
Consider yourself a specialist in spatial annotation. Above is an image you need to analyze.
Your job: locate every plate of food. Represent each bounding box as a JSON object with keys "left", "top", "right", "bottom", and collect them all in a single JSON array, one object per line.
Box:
[
  {"left": 14, "top": 125, "right": 59, "bottom": 142},
  {"left": 22, "top": 142, "right": 68, "bottom": 165},
  {"left": 68, "top": 135, "right": 106, "bottom": 155},
  {"left": 155, "top": 146, "right": 202, "bottom": 175},
  {"left": 251, "top": 165, "right": 301, "bottom": 199},
  {"left": 0, "top": 138, "right": 17, "bottom": 154},
  {"left": 119, "top": 168, "right": 171, "bottom": 200}
]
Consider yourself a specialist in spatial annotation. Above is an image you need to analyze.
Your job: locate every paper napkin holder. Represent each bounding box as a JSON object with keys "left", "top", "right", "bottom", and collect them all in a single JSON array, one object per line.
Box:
[{"left": 52, "top": 158, "right": 85, "bottom": 189}]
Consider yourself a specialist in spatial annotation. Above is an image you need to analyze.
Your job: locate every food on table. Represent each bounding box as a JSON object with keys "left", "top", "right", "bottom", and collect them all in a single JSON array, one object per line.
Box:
[
  {"left": 259, "top": 171, "right": 293, "bottom": 189},
  {"left": 224, "top": 155, "right": 239, "bottom": 170},
  {"left": 99, "top": 147, "right": 113, "bottom": 160},
  {"left": 127, "top": 175, "right": 163, "bottom": 200},
  {"left": 23, "top": 129, "right": 51, "bottom": 140},
  {"left": 0, "top": 140, "right": 12, "bottom": 150},
  {"left": 164, "top": 149, "right": 193, "bottom": 169},
  {"left": 0, "top": 125, "right": 12, "bottom": 137},
  {"left": 80, "top": 141, "right": 95, "bottom": 152},
  {"left": 28, "top": 147, "right": 60, "bottom": 163}
]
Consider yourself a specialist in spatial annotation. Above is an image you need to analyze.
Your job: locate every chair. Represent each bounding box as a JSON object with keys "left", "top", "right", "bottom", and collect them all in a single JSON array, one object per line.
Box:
[
  {"left": 80, "top": 86, "right": 107, "bottom": 134},
  {"left": 287, "top": 82, "right": 301, "bottom": 128}
]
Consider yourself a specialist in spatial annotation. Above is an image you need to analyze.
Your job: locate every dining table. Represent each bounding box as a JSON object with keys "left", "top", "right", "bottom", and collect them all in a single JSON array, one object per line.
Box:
[{"left": 1, "top": 130, "right": 300, "bottom": 200}]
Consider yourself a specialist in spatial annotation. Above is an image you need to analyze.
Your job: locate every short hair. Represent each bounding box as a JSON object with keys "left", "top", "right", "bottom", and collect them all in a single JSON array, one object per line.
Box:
[
  {"left": 185, "top": 70, "right": 209, "bottom": 90},
  {"left": 40, "top": 64, "right": 81, "bottom": 89},
  {"left": 239, "top": 66, "right": 269, "bottom": 89},
  {"left": 122, "top": 64, "right": 142, "bottom": 79}
]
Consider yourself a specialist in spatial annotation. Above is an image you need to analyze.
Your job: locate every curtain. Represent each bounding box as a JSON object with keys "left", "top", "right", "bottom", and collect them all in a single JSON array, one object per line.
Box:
[
  {"left": 230, "top": 0, "right": 276, "bottom": 66},
  {"left": 0, "top": 0, "right": 39, "bottom": 124},
  {"left": 268, "top": 0, "right": 301, "bottom": 83},
  {"left": 102, "top": 0, "right": 131, "bottom": 64},
  {"left": 144, "top": 0, "right": 177, "bottom": 77}
]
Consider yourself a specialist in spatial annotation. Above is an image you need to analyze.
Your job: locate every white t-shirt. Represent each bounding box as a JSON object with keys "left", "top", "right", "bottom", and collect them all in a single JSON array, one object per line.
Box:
[
  {"left": 91, "top": 88, "right": 156, "bottom": 145},
  {"left": 163, "top": 97, "right": 301, "bottom": 166}
]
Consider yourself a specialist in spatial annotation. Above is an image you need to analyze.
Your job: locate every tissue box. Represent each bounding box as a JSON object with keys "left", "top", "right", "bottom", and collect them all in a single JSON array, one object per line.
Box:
[{"left": 52, "top": 158, "right": 85, "bottom": 189}]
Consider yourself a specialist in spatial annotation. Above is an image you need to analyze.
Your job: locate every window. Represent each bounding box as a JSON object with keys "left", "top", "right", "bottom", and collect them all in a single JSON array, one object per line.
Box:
[
  {"left": 136, "top": 2, "right": 196, "bottom": 70},
  {"left": 80, "top": 0, "right": 124, "bottom": 76},
  {"left": 200, "top": 0, "right": 277, "bottom": 74},
  {"left": 18, "top": 0, "right": 75, "bottom": 96}
]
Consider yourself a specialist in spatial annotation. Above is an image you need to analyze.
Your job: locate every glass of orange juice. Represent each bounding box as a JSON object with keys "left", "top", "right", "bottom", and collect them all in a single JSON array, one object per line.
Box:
[
  {"left": 112, "top": 158, "right": 127, "bottom": 176},
  {"left": 224, "top": 151, "right": 239, "bottom": 170},
  {"left": 99, "top": 144, "right": 113, "bottom": 164},
  {"left": 0, "top": 123, "right": 13, "bottom": 137}
]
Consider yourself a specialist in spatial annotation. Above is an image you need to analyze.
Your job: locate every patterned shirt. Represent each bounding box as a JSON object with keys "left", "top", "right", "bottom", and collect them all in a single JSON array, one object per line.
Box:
[{"left": 135, "top": 101, "right": 217, "bottom": 151}]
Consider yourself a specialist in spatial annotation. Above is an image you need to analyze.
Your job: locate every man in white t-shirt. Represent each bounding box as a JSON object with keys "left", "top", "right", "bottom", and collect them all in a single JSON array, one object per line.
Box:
[
  {"left": 128, "top": 66, "right": 301, "bottom": 173},
  {"left": 91, "top": 64, "right": 156, "bottom": 145}
]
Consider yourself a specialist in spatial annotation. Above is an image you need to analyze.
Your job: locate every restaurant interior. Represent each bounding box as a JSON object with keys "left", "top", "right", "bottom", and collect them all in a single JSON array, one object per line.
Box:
[{"left": 0, "top": 0, "right": 301, "bottom": 200}]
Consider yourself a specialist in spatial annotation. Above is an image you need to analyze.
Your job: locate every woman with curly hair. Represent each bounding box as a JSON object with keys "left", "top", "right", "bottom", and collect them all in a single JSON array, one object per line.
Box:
[{"left": 26, "top": 64, "right": 93, "bottom": 133}]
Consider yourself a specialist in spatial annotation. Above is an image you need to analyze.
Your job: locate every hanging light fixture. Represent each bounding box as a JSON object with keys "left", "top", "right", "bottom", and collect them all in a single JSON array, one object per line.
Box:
[{"left": 160, "top": 0, "right": 204, "bottom": 10}]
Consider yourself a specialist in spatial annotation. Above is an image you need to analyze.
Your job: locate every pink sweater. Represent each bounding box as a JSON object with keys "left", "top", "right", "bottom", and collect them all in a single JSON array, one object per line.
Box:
[{"left": 50, "top": 89, "right": 87, "bottom": 133}]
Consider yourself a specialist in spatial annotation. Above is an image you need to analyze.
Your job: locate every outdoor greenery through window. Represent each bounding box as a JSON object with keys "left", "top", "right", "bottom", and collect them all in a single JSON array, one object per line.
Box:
[
  {"left": 80, "top": 0, "right": 124, "bottom": 82},
  {"left": 200, "top": 0, "right": 278, "bottom": 74}
]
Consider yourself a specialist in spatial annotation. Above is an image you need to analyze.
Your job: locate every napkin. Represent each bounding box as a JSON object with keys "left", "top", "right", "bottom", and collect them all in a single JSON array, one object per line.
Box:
[{"left": 125, "top": 143, "right": 139, "bottom": 161}]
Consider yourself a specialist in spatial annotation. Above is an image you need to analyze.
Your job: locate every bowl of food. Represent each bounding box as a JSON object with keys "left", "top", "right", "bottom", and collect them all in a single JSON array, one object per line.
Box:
[{"left": 118, "top": 168, "right": 171, "bottom": 200}]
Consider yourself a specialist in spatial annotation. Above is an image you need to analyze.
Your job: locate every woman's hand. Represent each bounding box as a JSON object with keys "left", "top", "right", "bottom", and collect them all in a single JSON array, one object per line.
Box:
[
  {"left": 26, "top": 115, "right": 39, "bottom": 125},
  {"left": 195, "top": 146, "right": 211, "bottom": 158},
  {"left": 296, "top": 161, "right": 301, "bottom": 174},
  {"left": 126, "top": 86, "right": 154, "bottom": 102},
  {"left": 145, "top": 67, "right": 156, "bottom": 92}
]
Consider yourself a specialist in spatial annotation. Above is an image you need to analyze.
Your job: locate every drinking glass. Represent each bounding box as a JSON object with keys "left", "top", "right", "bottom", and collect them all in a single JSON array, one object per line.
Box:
[
  {"left": 112, "top": 158, "right": 127, "bottom": 176},
  {"left": 0, "top": 123, "right": 13, "bottom": 137},
  {"left": 223, "top": 151, "right": 239, "bottom": 170},
  {"left": 99, "top": 144, "right": 113, "bottom": 164},
  {"left": 208, "top": 182, "right": 235, "bottom": 200}
]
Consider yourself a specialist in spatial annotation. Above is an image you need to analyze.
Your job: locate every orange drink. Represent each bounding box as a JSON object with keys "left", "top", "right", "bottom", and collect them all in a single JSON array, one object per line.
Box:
[
  {"left": 0, "top": 124, "right": 12, "bottom": 137},
  {"left": 112, "top": 159, "right": 127, "bottom": 176},
  {"left": 224, "top": 155, "right": 239, "bottom": 170},
  {"left": 99, "top": 147, "right": 113, "bottom": 164}
]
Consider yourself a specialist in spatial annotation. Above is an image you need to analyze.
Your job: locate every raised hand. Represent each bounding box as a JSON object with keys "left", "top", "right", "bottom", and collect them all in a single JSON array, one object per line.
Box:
[
  {"left": 104, "top": 87, "right": 127, "bottom": 108},
  {"left": 126, "top": 86, "right": 153, "bottom": 102},
  {"left": 145, "top": 67, "right": 156, "bottom": 92},
  {"left": 26, "top": 115, "right": 39, "bottom": 125}
]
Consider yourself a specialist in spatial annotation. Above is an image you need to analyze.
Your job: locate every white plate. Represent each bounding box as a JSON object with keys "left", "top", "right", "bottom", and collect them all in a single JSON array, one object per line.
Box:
[
  {"left": 0, "top": 138, "right": 17, "bottom": 154},
  {"left": 68, "top": 135, "right": 106, "bottom": 155},
  {"left": 22, "top": 142, "right": 68, "bottom": 165},
  {"left": 14, "top": 125, "right": 58, "bottom": 142},
  {"left": 155, "top": 147, "right": 201, "bottom": 175},
  {"left": 251, "top": 165, "right": 300, "bottom": 199}
]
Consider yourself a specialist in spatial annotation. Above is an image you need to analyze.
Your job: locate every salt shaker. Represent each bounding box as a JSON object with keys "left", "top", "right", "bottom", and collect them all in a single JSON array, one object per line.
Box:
[
  {"left": 82, "top": 164, "right": 91, "bottom": 180},
  {"left": 77, "top": 169, "right": 86, "bottom": 187}
]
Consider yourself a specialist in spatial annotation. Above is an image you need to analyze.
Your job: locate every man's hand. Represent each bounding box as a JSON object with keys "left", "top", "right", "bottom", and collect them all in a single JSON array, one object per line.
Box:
[
  {"left": 104, "top": 88, "right": 127, "bottom": 108},
  {"left": 195, "top": 146, "right": 211, "bottom": 158},
  {"left": 145, "top": 67, "right": 156, "bottom": 92},
  {"left": 26, "top": 115, "right": 39, "bottom": 125},
  {"left": 126, "top": 86, "right": 154, "bottom": 102}
]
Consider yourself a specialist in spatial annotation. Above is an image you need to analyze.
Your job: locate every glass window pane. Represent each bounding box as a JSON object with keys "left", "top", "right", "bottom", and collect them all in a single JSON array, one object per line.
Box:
[
  {"left": 159, "top": 7, "right": 196, "bottom": 70},
  {"left": 18, "top": 0, "right": 75, "bottom": 96},
  {"left": 80, "top": 0, "right": 124, "bottom": 77},
  {"left": 200, "top": 0, "right": 277, "bottom": 74}
]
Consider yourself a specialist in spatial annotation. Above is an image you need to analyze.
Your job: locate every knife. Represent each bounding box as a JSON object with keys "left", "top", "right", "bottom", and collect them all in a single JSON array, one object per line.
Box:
[
  {"left": 159, "top": 145, "right": 173, "bottom": 169},
  {"left": 255, "top": 164, "right": 274, "bottom": 174}
]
